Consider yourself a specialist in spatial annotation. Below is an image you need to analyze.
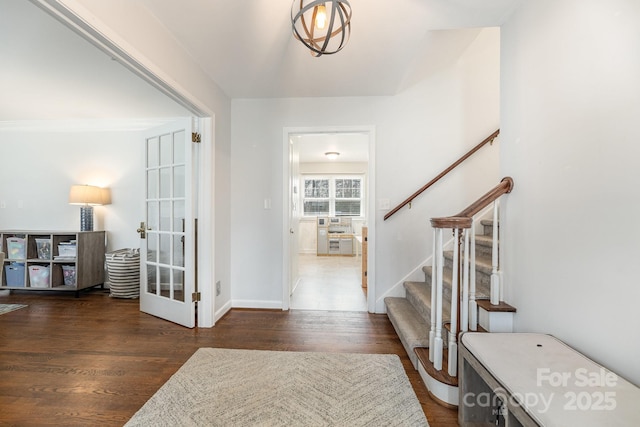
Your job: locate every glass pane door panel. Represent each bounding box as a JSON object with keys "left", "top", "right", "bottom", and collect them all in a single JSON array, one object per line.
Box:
[
  {"left": 147, "top": 233, "right": 158, "bottom": 262},
  {"left": 159, "top": 266, "right": 171, "bottom": 298},
  {"left": 173, "top": 166, "right": 185, "bottom": 198},
  {"left": 173, "top": 131, "right": 185, "bottom": 164},
  {"left": 159, "top": 167, "right": 171, "bottom": 198},
  {"left": 159, "top": 234, "right": 171, "bottom": 265},
  {"left": 147, "top": 265, "right": 157, "bottom": 293},
  {"left": 173, "top": 235, "right": 185, "bottom": 268},
  {"left": 147, "top": 202, "right": 159, "bottom": 231},
  {"left": 173, "top": 201, "right": 185, "bottom": 232},
  {"left": 173, "top": 269, "right": 185, "bottom": 302},
  {"left": 147, "top": 170, "right": 158, "bottom": 198},
  {"left": 160, "top": 134, "right": 172, "bottom": 166},
  {"left": 160, "top": 201, "right": 171, "bottom": 231},
  {"left": 147, "top": 137, "right": 159, "bottom": 167}
]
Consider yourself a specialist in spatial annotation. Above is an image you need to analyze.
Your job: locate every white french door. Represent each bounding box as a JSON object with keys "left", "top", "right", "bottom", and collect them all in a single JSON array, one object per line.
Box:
[{"left": 139, "top": 119, "right": 197, "bottom": 328}]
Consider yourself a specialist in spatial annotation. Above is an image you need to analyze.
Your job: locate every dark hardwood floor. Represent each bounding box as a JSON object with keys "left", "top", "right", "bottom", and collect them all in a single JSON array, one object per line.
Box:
[{"left": 0, "top": 289, "right": 458, "bottom": 426}]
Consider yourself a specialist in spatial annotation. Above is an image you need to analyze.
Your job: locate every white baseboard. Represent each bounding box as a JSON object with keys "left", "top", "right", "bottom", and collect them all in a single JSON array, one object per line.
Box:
[
  {"left": 374, "top": 255, "right": 433, "bottom": 313},
  {"left": 232, "top": 299, "right": 284, "bottom": 310},
  {"left": 214, "top": 300, "right": 232, "bottom": 323}
]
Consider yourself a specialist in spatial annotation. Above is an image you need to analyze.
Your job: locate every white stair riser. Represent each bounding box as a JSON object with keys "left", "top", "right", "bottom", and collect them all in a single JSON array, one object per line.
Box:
[
  {"left": 418, "top": 362, "right": 459, "bottom": 407},
  {"left": 478, "top": 308, "right": 514, "bottom": 332}
]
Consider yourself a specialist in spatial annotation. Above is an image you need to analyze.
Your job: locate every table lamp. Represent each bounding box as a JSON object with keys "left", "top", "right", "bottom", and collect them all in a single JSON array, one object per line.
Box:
[{"left": 69, "top": 185, "right": 111, "bottom": 231}]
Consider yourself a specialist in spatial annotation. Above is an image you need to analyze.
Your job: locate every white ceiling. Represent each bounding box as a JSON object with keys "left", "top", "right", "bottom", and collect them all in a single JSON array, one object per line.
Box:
[
  {"left": 295, "top": 132, "right": 369, "bottom": 163},
  {"left": 0, "top": 0, "right": 520, "bottom": 148},
  {"left": 0, "top": 0, "right": 191, "bottom": 127},
  {"left": 138, "top": 0, "right": 520, "bottom": 99}
]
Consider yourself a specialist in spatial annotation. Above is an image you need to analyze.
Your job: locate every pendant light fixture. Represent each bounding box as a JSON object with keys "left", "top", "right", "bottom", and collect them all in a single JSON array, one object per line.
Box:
[{"left": 291, "top": 0, "right": 352, "bottom": 57}]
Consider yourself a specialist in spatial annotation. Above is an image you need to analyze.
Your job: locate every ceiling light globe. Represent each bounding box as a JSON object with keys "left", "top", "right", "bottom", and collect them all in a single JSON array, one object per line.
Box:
[{"left": 291, "top": 0, "right": 352, "bottom": 57}]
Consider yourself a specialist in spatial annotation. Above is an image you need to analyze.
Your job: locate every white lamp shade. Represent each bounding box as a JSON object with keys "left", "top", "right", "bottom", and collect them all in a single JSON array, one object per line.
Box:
[{"left": 69, "top": 185, "right": 110, "bottom": 206}]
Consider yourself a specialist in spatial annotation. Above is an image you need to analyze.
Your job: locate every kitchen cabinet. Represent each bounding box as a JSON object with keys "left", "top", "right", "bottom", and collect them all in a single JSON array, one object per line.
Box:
[{"left": 339, "top": 235, "right": 353, "bottom": 255}]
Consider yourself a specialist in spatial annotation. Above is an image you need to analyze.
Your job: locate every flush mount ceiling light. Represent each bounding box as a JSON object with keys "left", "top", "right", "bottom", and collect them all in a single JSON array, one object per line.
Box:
[
  {"left": 325, "top": 151, "right": 340, "bottom": 160},
  {"left": 291, "top": 0, "right": 352, "bottom": 57}
]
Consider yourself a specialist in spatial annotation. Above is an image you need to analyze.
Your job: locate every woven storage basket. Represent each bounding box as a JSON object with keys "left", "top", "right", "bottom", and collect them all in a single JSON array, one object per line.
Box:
[{"left": 106, "top": 248, "right": 140, "bottom": 299}]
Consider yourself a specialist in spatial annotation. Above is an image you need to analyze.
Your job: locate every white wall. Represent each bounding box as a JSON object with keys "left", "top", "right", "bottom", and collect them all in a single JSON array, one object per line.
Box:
[
  {"left": 0, "top": 130, "right": 143, "bottom": 252},
  {"left": 501, "top": 0, "right": 640, "bottom": 385},
  {"left": 230, "top": 28, "right": 501, "bottom": 310}
]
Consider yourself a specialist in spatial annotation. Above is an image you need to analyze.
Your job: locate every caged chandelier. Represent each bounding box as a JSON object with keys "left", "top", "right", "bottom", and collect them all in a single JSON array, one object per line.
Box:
[{"left": 291, "top": 0, "right": 352, "bottom": 57}]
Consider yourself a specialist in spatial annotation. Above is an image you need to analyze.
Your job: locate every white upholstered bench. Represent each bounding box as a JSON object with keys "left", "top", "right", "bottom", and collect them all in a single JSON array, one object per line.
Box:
[{"left": 458, "top": 332, "right": 640, "bottom": 426}]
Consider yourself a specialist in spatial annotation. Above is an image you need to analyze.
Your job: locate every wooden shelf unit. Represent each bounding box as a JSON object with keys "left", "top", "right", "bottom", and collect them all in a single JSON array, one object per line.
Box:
[{"left": 1, "top": 230, "right": 105, "bottom": 296}]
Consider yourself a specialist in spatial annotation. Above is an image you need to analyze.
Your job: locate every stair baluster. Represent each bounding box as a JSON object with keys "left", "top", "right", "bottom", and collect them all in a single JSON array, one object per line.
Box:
[
  {"left": 433, "top": 228, "right": 444, "bottom": 370},
  {"left": 490, "top": 199, "right": 500, "bottom": 305},
  {"left": 447, "top": 229, "right": 460, "bottom": 376},
  {"left": 469, "top": 221, "right": 478, "bottom": 330},
  {"left": 428, "top": 228, "right": 437, "bottom": 362},
  {"left": 461, "top": 228, "right": 470, "bottom": 334}
]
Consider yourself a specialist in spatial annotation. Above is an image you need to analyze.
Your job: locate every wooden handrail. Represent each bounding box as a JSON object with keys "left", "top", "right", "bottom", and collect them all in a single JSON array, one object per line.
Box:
[
  {"left": 430, "top": 177, "right": 514, "bottom": 229},
  {"left": 383, "top": 129, "right": 500, "bottom": 221}
]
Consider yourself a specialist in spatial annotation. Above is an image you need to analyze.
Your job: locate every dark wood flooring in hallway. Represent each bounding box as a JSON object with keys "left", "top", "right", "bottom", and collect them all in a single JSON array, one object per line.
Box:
[{"left": 0, "top": 289, "right": 457, "bottom": 426}]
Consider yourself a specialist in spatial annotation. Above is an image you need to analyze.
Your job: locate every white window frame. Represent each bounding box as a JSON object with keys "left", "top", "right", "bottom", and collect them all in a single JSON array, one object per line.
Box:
[{"left": 302, "top": 174, "right": 364, "bottom": 218}]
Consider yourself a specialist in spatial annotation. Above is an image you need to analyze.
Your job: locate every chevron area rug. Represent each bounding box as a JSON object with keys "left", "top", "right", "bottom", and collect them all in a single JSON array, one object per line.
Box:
[
  {"left": 0, "top": 304, "right": 26, "bottom": 315},
  {"left": 126, "top": 348, "right": 428, "bottom": 426}
]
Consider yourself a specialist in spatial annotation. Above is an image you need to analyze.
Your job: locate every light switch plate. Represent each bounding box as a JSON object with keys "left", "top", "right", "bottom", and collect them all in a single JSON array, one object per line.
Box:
[{"left": 378, "top": 198, "right": 390, "bottom": 210}]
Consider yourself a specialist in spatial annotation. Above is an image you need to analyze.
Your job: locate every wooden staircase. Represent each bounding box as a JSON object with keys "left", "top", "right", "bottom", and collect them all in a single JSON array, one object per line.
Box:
[
  {"left": 385, "top": 218, "right": 516, "bottom": 407},
  {"left": 381, "top": 132, "right": 513, "bottom": 408}
]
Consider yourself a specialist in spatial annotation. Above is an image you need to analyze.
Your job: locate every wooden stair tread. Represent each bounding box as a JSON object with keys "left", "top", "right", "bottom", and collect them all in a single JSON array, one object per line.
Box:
[
  {"left": 476, "top": 299, "right": 517, "bottom": 312},
  {"left": 415, "top": 347, "right": 459, "bottom": 387}
]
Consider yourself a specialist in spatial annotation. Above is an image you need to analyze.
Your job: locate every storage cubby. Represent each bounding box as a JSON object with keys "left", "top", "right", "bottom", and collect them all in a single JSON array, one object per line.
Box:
[{"left": 1, "top": 231, "right": 105, "bottom": 296}]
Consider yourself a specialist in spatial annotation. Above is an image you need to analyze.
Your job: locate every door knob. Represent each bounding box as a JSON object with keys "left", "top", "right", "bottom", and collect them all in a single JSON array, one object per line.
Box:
[
  {"left": 137, "top": 222, "right": 146, "bottom": 239},
  {"left": 290, "top": 228, "right": 295, "bottom": 234}
]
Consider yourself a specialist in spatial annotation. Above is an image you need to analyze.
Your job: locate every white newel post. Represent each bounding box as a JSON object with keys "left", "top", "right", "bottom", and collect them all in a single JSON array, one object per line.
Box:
[
  {"left": 433, "top": 228, "right": 444, "bottom": 371},
  {"left": 428, "top": 229, "right": 437, "bottom": 362},
  {"left": 448, "top": 229, "right": 459, "bottom": 377},
  {"left": 490, "top": 200, "right": 500, "bottom": 305}
]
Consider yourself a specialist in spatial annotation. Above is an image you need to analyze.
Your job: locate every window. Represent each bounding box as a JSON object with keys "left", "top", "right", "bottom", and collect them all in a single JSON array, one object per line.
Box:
[
  {"left": 303, "top": 178, "right": 329, "bottom": 215},
  {"left": 303, "top": 175, "right": 363, "bottom": 217}
]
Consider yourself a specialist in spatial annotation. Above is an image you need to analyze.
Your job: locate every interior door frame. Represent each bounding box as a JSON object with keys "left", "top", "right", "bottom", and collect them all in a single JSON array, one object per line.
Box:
[
  {"left": 34, "top": 0, "right": 217, "bottom": 326},
  {"left": 282, "top": 125, "right": 376, "bottom": 313}
]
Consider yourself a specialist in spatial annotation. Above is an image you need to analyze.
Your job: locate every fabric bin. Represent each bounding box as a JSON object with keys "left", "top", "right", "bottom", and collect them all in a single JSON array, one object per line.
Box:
[
  {"left": 106, "top": 248, "right": 140, "bottom": 299},
  {"left": 28, "top": 265, "right": 50, "bottom": 288},
  {"left": 5, "top": 263, "right": 25, "bottom": 287}
]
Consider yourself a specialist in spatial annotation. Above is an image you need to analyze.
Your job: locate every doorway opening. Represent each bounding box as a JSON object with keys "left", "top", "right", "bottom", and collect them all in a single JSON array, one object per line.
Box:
[
  {"left": 292, "top": 253, "right": 366, "bottom": 311},
  {"left": 283, "top": 127, "right": 375, "bottom": 312}
]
